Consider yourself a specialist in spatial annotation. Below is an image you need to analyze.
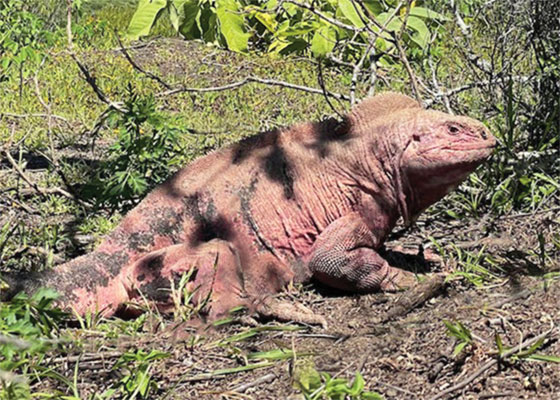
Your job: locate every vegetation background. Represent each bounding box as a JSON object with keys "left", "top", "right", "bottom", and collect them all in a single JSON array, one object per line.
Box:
[{"left": 0, "top": 0, "right": 558, "bottom": 399}]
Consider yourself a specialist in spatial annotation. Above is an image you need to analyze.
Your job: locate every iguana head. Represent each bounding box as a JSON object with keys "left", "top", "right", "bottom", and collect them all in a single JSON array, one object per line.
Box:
[
  {"left": 399, "top": 110, "right": 496, "bottom": 222},
  {"left": 347, "top": 92, "right": 496, "bottom": 224}
]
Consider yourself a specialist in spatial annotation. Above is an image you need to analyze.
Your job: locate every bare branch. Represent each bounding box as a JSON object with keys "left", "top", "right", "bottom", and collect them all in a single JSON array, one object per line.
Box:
[
  {"left": 393, "top": 36, "right": 423, "bottom": 104},
  {"left": 317, "top": 61, "right": 345, "bottom": 119},
  {"left": 114, "top": 32, "right": 173, "bottom": 90},
  {"left": 71, "top": 54, "right": 127, "bottom": 113},
  {"left": 1, "top": 112, "right": 69, "bottom": 123},
  {"left": 423, "top": 76, "right": 532, "bottom": 107},
  {"left": 157, "top": 76, "right": 351, "bottom": 102}
]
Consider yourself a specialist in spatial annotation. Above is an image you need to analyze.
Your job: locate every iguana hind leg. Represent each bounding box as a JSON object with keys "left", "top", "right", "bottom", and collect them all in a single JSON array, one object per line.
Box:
[
  {"left": 127, "top": 239, "right": 246, "bottom": 319},
  {"left": 306, "top": 212, "right": 418, "bottom": 292}
]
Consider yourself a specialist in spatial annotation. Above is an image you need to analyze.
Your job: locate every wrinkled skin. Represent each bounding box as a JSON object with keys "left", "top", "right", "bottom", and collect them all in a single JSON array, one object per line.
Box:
[{"left": 2, "top": 93, "right": 495, "bottom": 325}]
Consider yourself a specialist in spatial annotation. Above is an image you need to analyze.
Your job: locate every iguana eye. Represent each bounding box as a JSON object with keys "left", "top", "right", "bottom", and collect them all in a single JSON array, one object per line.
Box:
[{"left": 448, "top": 125, "right": 460, "bottom": 134}]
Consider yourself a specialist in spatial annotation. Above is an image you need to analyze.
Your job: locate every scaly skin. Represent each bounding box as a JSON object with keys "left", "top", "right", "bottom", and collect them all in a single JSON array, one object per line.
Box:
[{"left": 2, "top": 93, "right": 496, "bottom": 324}]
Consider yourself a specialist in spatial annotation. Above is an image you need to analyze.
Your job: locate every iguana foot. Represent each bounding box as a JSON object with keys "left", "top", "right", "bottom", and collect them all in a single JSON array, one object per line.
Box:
[{"left": 254, "top": 296, "right": 327, "bottom": 328}]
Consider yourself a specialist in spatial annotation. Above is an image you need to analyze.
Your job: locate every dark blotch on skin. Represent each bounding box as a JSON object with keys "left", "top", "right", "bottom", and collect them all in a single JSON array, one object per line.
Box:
[
  {"left": 263, "top": 144, "right": 295, "bottom": 199},
  {"left": 184, "top": 193, "right": 233, "bottom": 245},
  {"left": 128, "top": 232, "right": 154, "bottom": 251},
  {"left": 307, "top": 118, "right": 352, "bottom": 158},
  {"left": 138, "top": 276, "right": 172, "bottom": 303},
  {"left": 146, "top": 254, "right": 164, "bottom": 271},
  {"left": 231, "top": 129, "right": 281, "bottom": 165}
]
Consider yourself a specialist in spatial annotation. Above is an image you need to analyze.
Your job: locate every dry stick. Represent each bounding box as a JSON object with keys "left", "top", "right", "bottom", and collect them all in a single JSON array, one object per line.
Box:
[
  {"left": 378, "top": 273, "right": 446, "bottom": 323},
  {"left": 1, "top": 112, "right": 69, "bottom": 123},
  {"left": 349, "top": 34, "right": 376, "bottom": 106},
  {"left": 230, "top": 373, "right": 277, "bottom": 393},
  {"left": 317, "top": 61, "right": 345, "bottom": 120},
  {"left": 3, "top": 150, "right": 75, "bottom": 201},
  {"left": 158, "top": 76, "right": 351, "bottom": 102},
  {"left": 66, "top": 0, "right": 73, "bottom": 50},
  {"left": 428, "top": 327, "right": 558, "bottom": 400},
  {"left": 423, "top": 76, "right": 532, "bottom": 107},
  {"left": 114, "top": 33, "right": 172, "bottom": 90},
  {"left": 71, "top": 54, "right": 127, "bottom": 113},
  {"left": 375, "top": 380, "right": 417, "bottom": 398},
  {"left": 4, "top": 150, "right": 47, "bottom": 198},
  {"left": 393, "top": 37, "right": 423, "bottom": 105},
  {"left": 32, "top": 61, "right": 84, "bottom": 205}
]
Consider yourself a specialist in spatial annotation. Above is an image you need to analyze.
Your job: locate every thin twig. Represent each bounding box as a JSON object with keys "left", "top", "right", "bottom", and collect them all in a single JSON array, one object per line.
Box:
[
  {"left": 317, "top": 61, "right": 345, "bottom": 119},
  {"left": 114, "top": 32, "right": 172, "bottom": 90},
  {"left": 424, "top": 76, "right": 532, "bottom": 107},
  {"left": 157, "top": 76, "right": 351, "bottom": 101},
  {"left": 1, "top": 112, "right": 69, "bottom": 123},
  {"left": 230, "top": 373, "right": 276, "bottom": 393},
  {"left": 71, "top": 54, "right": 127, "bottom": 113},
  {"left": 3, "top": 150, "right": 79, "bottom": 202},
  {"left": 429, "top": 326, "right": 558, "bottom": 400},
  {"left": 4, "top": 150, "right": 47, "bottom": 198},
  {"left": 393, "top": 36, "right": 423, "bottom": 104}
]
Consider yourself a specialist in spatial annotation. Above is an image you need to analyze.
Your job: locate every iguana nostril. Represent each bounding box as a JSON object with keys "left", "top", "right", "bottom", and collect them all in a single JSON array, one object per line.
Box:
[{"left": 480, "top": 130, "right": 487, "bottom": 139}]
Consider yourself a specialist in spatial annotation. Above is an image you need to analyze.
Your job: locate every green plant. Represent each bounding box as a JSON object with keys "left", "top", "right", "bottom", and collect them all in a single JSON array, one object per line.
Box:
[
  {"left": 127, "top": 0, "right": 446, "bottom": 64},
  {"left": 295, "top": 363, "right": 384, "bottom": 400},
  {"left": 443, "top": 320, "right": 473, "bottom": 357},
  {"left": 83, "top": 86, "right": 186, "bottom": 210},
  {"left": 0, "top": 289, "right": 67, "bottom": 398},
  {"left": 495, "top": 333, "right": 560, "bottom": 364},
  {"left": 0, "top": 0, "right": 52, "bottom": 83},
  {"left": 112, "top": 349, "right": 169, "bottom": 399}
]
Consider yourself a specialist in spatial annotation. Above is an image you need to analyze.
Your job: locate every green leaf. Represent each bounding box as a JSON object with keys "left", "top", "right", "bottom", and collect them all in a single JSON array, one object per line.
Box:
[
  {"left": 216, "top": 0, "right": 251, "bottom": 52},
  {"left": 406, "top": 16, "right": 429, "bottom": 49},
  {"left": 247, "top": 348, "right": 309, "bottom": 360},
  {"left": 363, "top": 392, "right": 385, "bottom": 400},
  {"left": 127, "top": 0, "right": 168, "bottom": 40},
  {"left": 524, "top": 354, "right": 560, "bottom": 363},
  {"left": 252, "top": 8, "right": 278, "bottom": 32},
  {"left": 176, "top": 0, "right": 200, "bottom": 38},
  {"left": 169, "top": 0, "right": 188, "bottom": 31},
  {"left": 348, "top": 371, "right": 365, "bottom": 395},
  {"left": 375, "top": 12, "right": 402, "bottom": 32},
  {"left": 338, "top": 0, "right": 365, "bottom": 28},
  {"left": 453, "top": 341, "right": 468, "bottom": 357},
  {"left": 495, "top": 333, "right": 504, "bottom": 356},
  {"left": 363, "top": 0, "right": 383, "bottom": 16},
  {"left": 311, "top": 25, "right": 336, "bottom": 58},
  {"left": 408, "top": 7, "right": 449, "bottom": 21}
]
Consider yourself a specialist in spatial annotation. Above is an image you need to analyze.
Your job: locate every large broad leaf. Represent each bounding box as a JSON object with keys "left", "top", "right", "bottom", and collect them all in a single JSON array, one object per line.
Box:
[
  {"left": 311, "top": 24, "right": 336, "bottom": 58},
  {"left": 216, "top": 0, "right": 251, "bottom": 52},
  {"left": 173, "top": 0, "right": 200, "bottom": 39},
  {"left": 376, "top": 12, "right": 403, "bottom": 32},
  {"left": 169, "top": 0, "right": 187, "bottom": 31},
  {"left": 406, "top": 15, "right": 429, "bottom": 49},
  {"left": 338, "top": 0, "right": 365, "bottom": 28},
  {"left": 409, "top": 7, "right": 449, "bottom": 21},
  {"left": 363, "top": 0, "right": 383, "bottom": 16},
  {"left": 127, "top": 0, "right": 168, "bottom": 40}
]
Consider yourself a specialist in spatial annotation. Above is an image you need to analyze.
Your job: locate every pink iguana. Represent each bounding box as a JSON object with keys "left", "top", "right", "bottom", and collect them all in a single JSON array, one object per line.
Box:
[{"left": 3, "top": 93, "right": 495, "bottom": 325}]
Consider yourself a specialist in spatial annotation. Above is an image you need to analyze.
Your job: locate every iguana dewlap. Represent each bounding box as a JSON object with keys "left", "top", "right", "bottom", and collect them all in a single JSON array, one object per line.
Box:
[{"left": 3, "top": 93, "right": 495, "bottom": 324}]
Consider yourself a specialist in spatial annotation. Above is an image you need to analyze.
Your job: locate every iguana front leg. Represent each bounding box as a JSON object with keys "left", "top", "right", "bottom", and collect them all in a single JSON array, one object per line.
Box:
[{"left": 306, "top": 213, "right": 417, "bottom": 291}]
